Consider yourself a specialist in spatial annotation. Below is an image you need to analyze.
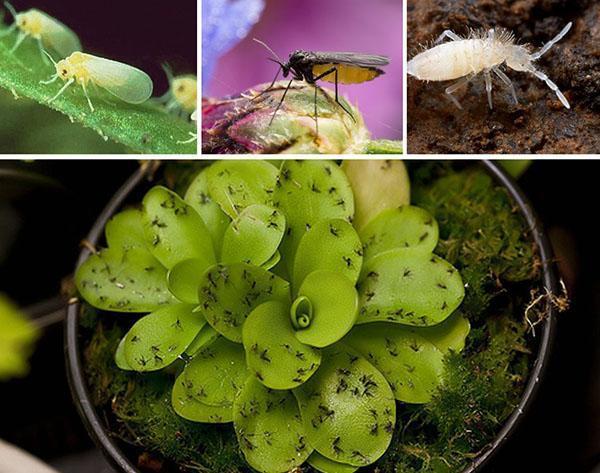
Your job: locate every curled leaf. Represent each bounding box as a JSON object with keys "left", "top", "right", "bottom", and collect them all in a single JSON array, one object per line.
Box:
[
  {"left": 234, "top": 377, "right": 312, "bottom": 473},
  {"left": 185, "top": 323, "right": 220, "bottom": 357},
  {"left": 206, "top": 160, "right": 278, "bottom": 218},
  {"left": 172, "top": 372, "right": 233, "bottom": 423},
  {"left": 293, "top": 218, "right": 363, "bottom": 289},
  {"left": 221, "top": 205, "right": 285, "bottom": 266},
  {"left": 294, "top": 346, "right": 396, "bottom": 467},
  {"left": 122, "top": 303, "right": 205, "bottom": 371},
  {"left": 357, "top": 249, "right": 464, "bottom": 326},
  {"left": 345, "top": 324, "right": 444, "bottom": 403},
  {"left": 104, "top": 208, "right": 146, "bottom": 250},
  {"left": 167, "top": 258, "right": 207, "bottom": 304},
  {"left": 142, "top": 186, "right": 215, "bottom": 270},
  {"left": 308, "top": 452, "right": 358, "bottom": 473},
  {"left": 183, "top": 337, "right": 249, "bottom": 407},
  {"left": 198, "top": 263, "right": 291, "bottom": 342},
  {"left": 243, "top": 301, "right": 321, "bottom": 389},
  {"left": 294, "top": 271, "right": 358, "bottom": 348},
  {"left": 359, "top": 206, "right": 439, "bottom": 262},
  {"left": 75, "top": 246, "right": 177, "bottom": 313}
]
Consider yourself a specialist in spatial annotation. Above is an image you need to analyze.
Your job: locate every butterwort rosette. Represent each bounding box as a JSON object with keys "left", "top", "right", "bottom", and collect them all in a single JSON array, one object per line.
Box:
[{"left": 75, "top": 160, "right": 469, "bottom": 473}]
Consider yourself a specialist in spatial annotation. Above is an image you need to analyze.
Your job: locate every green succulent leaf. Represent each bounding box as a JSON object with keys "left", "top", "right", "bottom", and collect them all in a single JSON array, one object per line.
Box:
[
  {"left": 221, "top": 205, "right": 286, "bottom": 266},
  {"left": 0, "top": 35, "right": 196, "bottom": 154},
  {"left": 142, "top": 186, "right": 216, "bottom": 270},
  {"left": 183, "top": 337, "right": 249, "bottom": 407},
  {"left": 294, "top": 346, "right": 396, "bottom": 467},
  {"left": 198, "top": 263, "right": 291, "bottom": 343},
  {"left": 75, "top": 246, "right": 177, "bottom": 312},
  {"left": 234, "top": 377, "right": 312, "bottom": 473},
  {"left": 359, "top": 206, "right": 439, "bottom": 262},
  {"left": 308, "top": 452, "right": 358, "bottom": 473},
  {"left": 122, "top": 303, "right": 205, "bottom": 371},
  {"left": 172, "top": 372, "right": 233, "bottom": 423},
  {"left": 184, "top": 168, "right": 231, "bottom": 252},
  {"left": 185, "top": 323, "right": 220, "bottom": 357},
  {"left": 341, "top": 160, "right": 410, "bottom": 230},
  {"left": 243, "top": 301, "right": 321, "bottom": 390},
  {"left": 357, "top": 249, "right": 465, "bottom": 326},
  {"left": 104, "top": 208, "right": 146, "bottom": 250},
  {"left": 261, "top": 251, "right": 281, "bottom": 270},
  {"left": 294, "top": 271, "right": 358, "bottom": 348},
  {"left": 114, "top": 334, "right": 133, "bottom": 370},
  {"left": 409, "top": 312, "right": 471, "bottom": 354},
  {"left": 345, "top": 324, "right": 445, "bottom": 403},
  {"left": 206, "top": 160, "right": 278, "bottom": 218},
  {"left": 293, "top": 218, "right": 363, "bottom": 289},
  {"left": 167, "top": 258, "right": 206, "bottom": 304},
  {"left": 273, "top": 161, "right": 354, "bottom": 273}
]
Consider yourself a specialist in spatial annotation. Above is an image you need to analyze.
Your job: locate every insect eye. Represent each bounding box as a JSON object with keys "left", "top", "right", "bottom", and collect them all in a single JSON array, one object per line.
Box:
[
  {"left": 177, "top": 85, "right": 185, "bottom": 92},
  {"left": 61, "top": 69, "right": 68, "bottom": 75}
]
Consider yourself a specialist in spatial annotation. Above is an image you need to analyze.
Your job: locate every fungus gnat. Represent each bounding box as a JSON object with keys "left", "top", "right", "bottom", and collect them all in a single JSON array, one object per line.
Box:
[
  {"left": 408, "top": 22, "right": 573, "bottom": 110},
  {"left": 252, "top": 39, "right": 389, "bottom": 135},
  {"left": 41, "top": 51, "right": 153, "bottom": 112},
  {"left": 0, "top": 1, "right": 81, "bottom": 62}
]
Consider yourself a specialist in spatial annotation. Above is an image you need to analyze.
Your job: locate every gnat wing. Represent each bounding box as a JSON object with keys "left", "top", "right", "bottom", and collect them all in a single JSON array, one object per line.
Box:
[
  {"left": 83, "top": 55, "right": 154, "bottom": 104},
  {"left": 36, "top": 10, "right": 81, "bottom": 57},
  {"left": 312, "top": 52, "right": 390, "bottom": 68}
]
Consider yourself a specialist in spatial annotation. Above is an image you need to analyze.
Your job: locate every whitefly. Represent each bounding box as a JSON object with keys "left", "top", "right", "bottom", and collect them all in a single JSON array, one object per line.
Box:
[{"left": 408, "top": 22, "right": 573, "bottom": 110}]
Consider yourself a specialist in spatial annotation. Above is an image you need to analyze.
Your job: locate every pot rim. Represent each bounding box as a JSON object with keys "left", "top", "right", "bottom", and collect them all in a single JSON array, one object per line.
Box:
[{"left": 64, "top": 161, "right": 559, "bottom": 473}]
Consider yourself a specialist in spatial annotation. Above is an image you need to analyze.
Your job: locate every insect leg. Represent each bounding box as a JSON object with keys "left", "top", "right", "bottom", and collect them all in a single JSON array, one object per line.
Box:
[
  {"left": 0, "top": 23, "right": 16, "bottom": 38},
  {"left": 47, "top": 77, "right": 74, "bottom": 104},
  {"left": 36, "top": 38, "right": 51, "bottom": 65},
  {"left": 530, "top": 68, "right": 570, "bottom": 109},
  {"left": 313, "top": 67, "right": 355, "bottom": 122},
  {"left": 81, "top": 82, "right": 95, "bottom": 112},
  {"left": 434, "top": 30, "right": 462, "bottom": 44},
  {"left": 268, "top": 78, "right": 293, "bottom": 126},
  {"left": 484, "top": 69, "right": 493, "bottom": 110},
  {"left": 9, "top": 30, "right": 26, "bottom": 53},
  {"left": 444, "top": 73, "right": 476, "bottom": 110},
  {"left": 251, "top": 65, "right": 281, "bottom": 102},
  {"left": 531, "top": 22, "right": 573, "bottom": 61},
  {"left": 314, "top": 83, "right": 319, "bottom": 137},
  {"left": 40, "top": 74, "right": 59, "bottom": 85},
  {"left": 492, "top": 67, "right": 518, "bottom": 105}
]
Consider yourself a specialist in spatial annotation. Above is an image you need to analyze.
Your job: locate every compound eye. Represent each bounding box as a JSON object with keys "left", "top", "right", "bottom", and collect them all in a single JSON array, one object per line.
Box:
[
  {"left": 177, "top": 85, "right": 185, "bottom": 93},
  {"left": 61, "top": 69, "right": 68, "bottom": 76}
]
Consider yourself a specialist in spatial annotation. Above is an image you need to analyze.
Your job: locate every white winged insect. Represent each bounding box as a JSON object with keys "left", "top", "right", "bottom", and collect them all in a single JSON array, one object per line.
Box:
[
  {"left": 0, "top": 1, "right": 81, "bottom": 62},
  {"left": 158, "top": 64, "right": 197, "bottom": 116},
  {"left": 41, "top": 51, "right": 154, "bottom": 112}
]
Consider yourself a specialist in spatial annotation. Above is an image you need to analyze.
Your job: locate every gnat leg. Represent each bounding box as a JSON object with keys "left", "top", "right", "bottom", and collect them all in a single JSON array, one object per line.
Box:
[
  {"left": 312, "top": 67, "right": 355, "bottom": 122},
  {"left": 37, "top": 38, "right": 51, "bottom": 65},
  {"left": 268, "top": 78, "right": 293, "bottom": 125},
  {"left": 492, "top": 68, "right": 518, "bottom": 105},
  {"left": 47, "top": 78, "right": 74, "bottom": 104},
  {"left": 531, "top": 69, "right": 570, "bottom": 109},
  {"left": 484, "top": 70, "right": 493, "bottom": 109},
  {"left": 435, "top": 30, "right": 462, "bottom": 44},
  {"left": 531, "top": 22, "right": 573, "bottom": 60},
  {"left": 445, "top": 73, "right": 475, "bottom": 110},
  {"left": 251, "top": 66, "right": 281, "bottom": 101}
]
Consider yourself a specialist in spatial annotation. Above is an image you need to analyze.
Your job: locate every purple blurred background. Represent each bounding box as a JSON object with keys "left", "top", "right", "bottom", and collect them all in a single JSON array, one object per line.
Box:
[{"left": 205, "top": 0, "right": 403, "bottom": 140}]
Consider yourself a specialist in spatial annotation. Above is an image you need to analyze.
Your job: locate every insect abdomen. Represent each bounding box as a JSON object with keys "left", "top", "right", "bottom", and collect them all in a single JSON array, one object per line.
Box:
[
  {"left": 408, "top": 40, "right": 504, "bottom": 81},
  {"left": 312, "top": 63, "right": 382, "bottom": 84}
]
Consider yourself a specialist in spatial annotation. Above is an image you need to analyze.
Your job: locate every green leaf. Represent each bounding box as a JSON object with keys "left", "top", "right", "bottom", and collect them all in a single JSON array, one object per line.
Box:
[
  {"left": 172, "top": 372, "right": 233, "bottom": 423},
  {"left": 167, "top": 258, "right": 206, "bottom": 304},
  {"left": 104, "top": 208, "right": 146, "bottom": 250},
  {"left": 345, "top": 324, "right": 445, "bottom": 403},
  {"left": 359, "top": 206, "right": 439, "bottom": 262},
  {"left": 274, "top": 161, "right": 354, "bottom": 272},
  {"left": 75, "top": 246, "right": 177, "bottom": 312},
  {"left": 357, "top": 249, "right": 465, "bottom": 326},
  {"left": 342, "top": 160, "right": 410, "bottom": 230},
  {"left": 183, "top": 337, "right": 249, "bottom": 407},
  {"left": 294, "top": 346, "right": 396, "bottom": 467},
  {"left": 0, "top": 294, "right": 39, "bottom": 380},
  {"left": 308, "top": 452, "right": 358, "bottom": 473},
  {"left": 409, "top": 312, "right": 471, "bottom": 354},
  {"left": 184, "top": 168, "right": 231, "bottom": 253},
  {"left": 114, "top": 334, "right": 133, "bottom": 371},
  {"left": 243, "top": 301, "right": 321, "bottom": 389},
  {"left": 234, "top": 377, "right": 312, "bottom": 473},
  {"left": 0, "top": 36, "right": 196, "bottom": 154},
  {"left": 363, "top": 139, "right": 403, "bottom": 154},
  {"left": 293, "top": 218, "right": 363, "bottom": 289},
  {"left": 122, "top": 304, "right": 205, "bottom": 371},
  {"left": 142, "top": 186, "right": 216, "bottom": 270},
  {"left": 198, "top": 263, "right": 291, "bottom": 343},
  {"left": 221, "top": 205, "right": 286, "bottom": 266},
  {"left": 206, "top": 160, "right": 278, "bottom": 218},
  {"left": 185, "top": 323, "right": 219, "bottom": 357},
  {"left": 294, "top": 271, "right": 358, "bottom": 348}
]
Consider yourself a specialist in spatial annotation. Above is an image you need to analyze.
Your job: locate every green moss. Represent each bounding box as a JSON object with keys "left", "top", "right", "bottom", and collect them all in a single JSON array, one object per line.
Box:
[{"left": 83, "top": 164, "right": 541, "bottom": 472}]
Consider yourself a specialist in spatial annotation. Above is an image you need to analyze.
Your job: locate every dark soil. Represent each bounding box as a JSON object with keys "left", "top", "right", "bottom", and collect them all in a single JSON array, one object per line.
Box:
[{"left": 407, "top": 0, "right": 600, "bottom": 154}]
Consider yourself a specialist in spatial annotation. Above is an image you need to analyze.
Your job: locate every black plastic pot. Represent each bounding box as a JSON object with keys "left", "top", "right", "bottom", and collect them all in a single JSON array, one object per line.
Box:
[{"left": 65, "top": 161, "right": 559, "bottom": 473}]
